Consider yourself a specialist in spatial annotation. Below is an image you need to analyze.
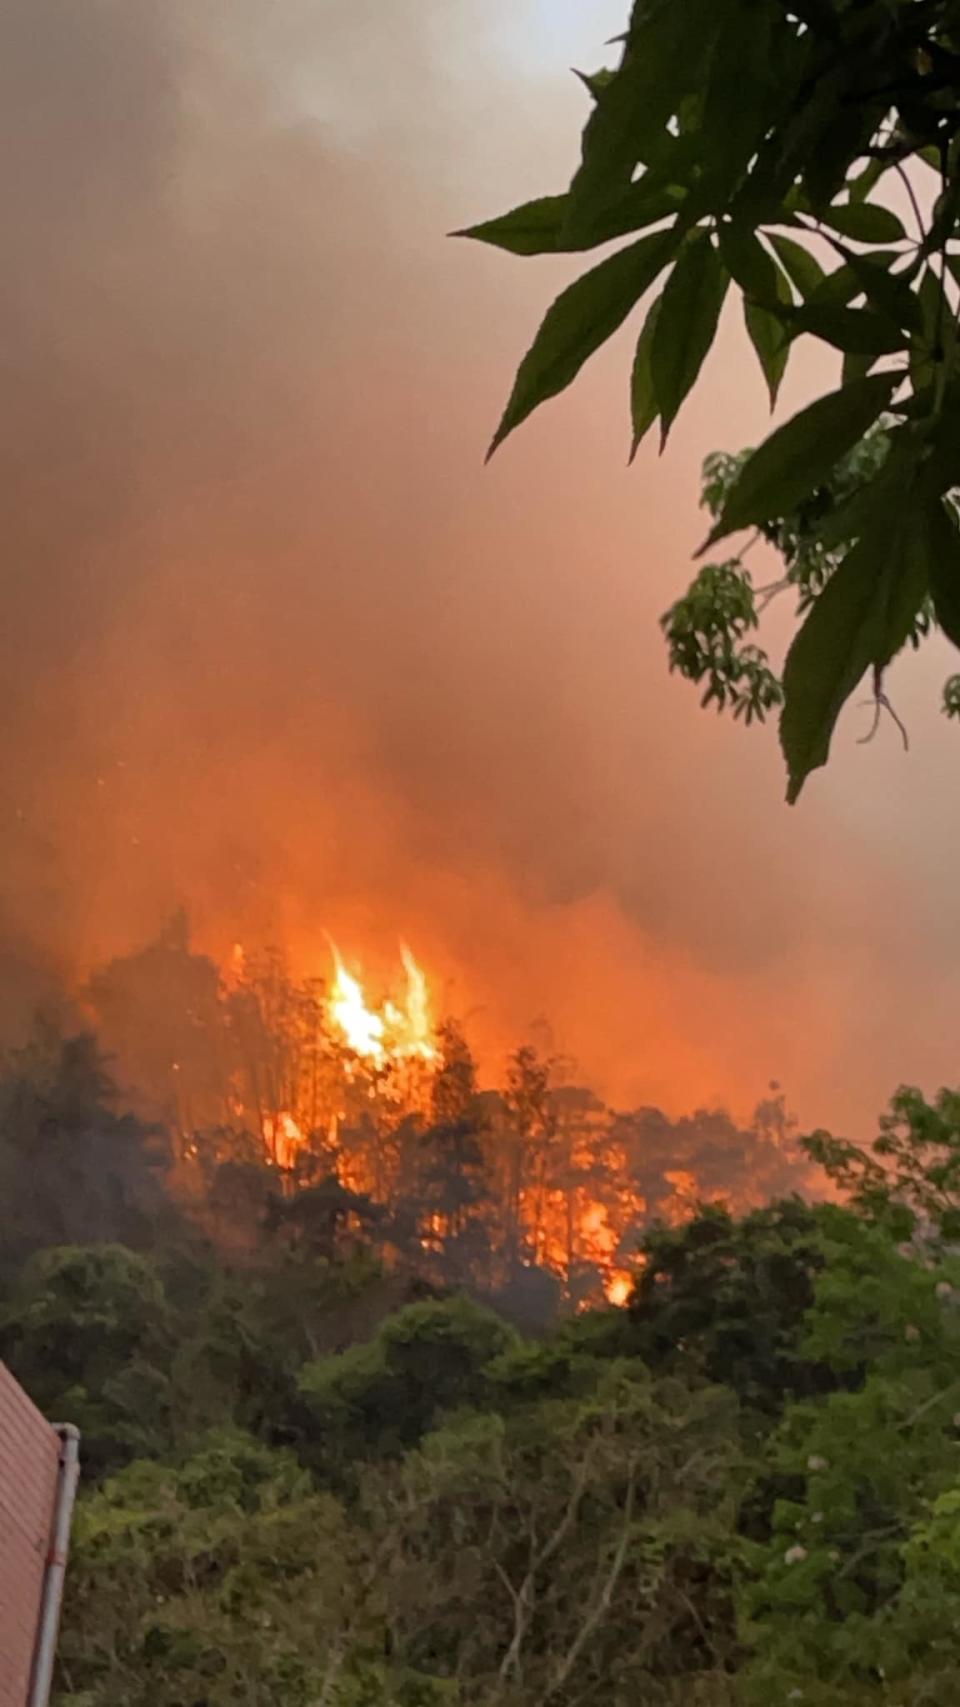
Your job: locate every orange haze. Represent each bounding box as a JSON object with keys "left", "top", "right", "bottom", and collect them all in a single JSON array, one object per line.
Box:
[{"left": 0, "top": 0, "right": 958, "bottom": 1138}]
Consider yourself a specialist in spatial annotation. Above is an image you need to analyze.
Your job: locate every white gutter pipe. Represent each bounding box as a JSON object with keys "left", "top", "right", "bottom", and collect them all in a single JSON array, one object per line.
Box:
[{"left": 27, "top": 1424, "right": 80, "bottom": 1707}]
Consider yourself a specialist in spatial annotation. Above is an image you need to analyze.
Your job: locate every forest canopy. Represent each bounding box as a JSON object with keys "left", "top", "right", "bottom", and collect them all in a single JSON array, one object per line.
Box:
[
  {"left": 464, "top": 0, "right": 960, "bottom": 801},
  {"left": 2, "top": 922, "right": 960, "bottom": 1703}
]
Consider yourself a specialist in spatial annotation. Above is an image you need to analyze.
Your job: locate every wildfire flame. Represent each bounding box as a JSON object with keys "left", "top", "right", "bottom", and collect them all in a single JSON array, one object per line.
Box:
[
  {"left": 207, "top": 933, "right": 771, "bottom": 1308},
  {"left": 326, "top": 938, "right": 437, "bottom": 1064},
  {"left": 263, "top": 1110, "right": 304, "bottom": 1169},
  {"left": 328, "top": 943, "right": 387, "bottom": 1060},
  {"left": 605, "top": 1272, "right": 633, "bottom": 1307}
]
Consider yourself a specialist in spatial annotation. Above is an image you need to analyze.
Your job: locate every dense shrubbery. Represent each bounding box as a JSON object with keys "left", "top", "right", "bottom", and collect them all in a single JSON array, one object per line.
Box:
[{"left": 3, "top": 1021, "right": 960, "bottom": 1702}]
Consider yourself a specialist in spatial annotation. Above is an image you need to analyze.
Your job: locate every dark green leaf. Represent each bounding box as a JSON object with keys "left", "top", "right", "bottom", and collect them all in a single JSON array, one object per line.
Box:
[
  {"left": 803, "top": 106, "right": 874, "bottom": 212},
  {"left": 808, "top": 263, "right": 861, "bottom": 309},
  {"left": 814, "top": 434, "right": 911, "bottom": 550},
  {"left": 573, "top": 67, "right": 615, "bottom": 101},
  {"left": 780, "top": 500, "right": 928, "bottom": 803},
  {"left": 916, "top": 264, "right": 948, "bottom": 354},
  {"left": 928, "top": 499, "right": 960, "bottom": 651},
  {"left": 739, "top": 59, "right": 850, "bottom": 222},
  {"left": 819, "top": 202, "right": 907, "bottom": 244},
  {"left": 698, "top": 0, "right": 779, "bottom": 205},
  {"left": 838, "top": 251, "right": 924, "bottom": 333},
  {"left": 456, "top": 179, "right": 683, "bottom": 257},
  {"left": 849, "top": 156, "right": 890, "bottom": 204},
  {"left": 488, "top": 228, "right": 678, "bottom": 458},
  {"left": 718, "top": 226, "right": 782, "bottom": 306},
  {"left": 842, "top": 348, "right": 877, "bottom": 384},
  {"left": 456, "top": 196, "right": 575, "bottom": 257},
  {"left": 920, "top": 179, "right": 960, "bottom": 260},
  {"left": 700, "top": 372, "right": 899, "bottom": 551},
  {"left": 629, "top": 292, "right": 663, "bottom": 460},
  {"left": 456, "top": 196, "right": 580, "bottom": 258},
  {"left": 909, "top": 265, "right": 944, "bottom": 391},
  {"left": 564, "top": 0, "right": 720, "bottom": 242},
  {"left": 744, "top": 265, "right": 792, "bottom": 408},
  {"left": 790, "top": 303, "right": 907, "bottom": 355},
  {"left": 947, "top": 254, "right": 960, "bottom": 294},
  {"left": 768, "top": 233, "right": 826, "bottom": 301},
  {"left": 651, "top": 234, "right": 729, "bottom": 447},
  {"left": 873, "top": 518, "right": 931, "bottom": 672}
]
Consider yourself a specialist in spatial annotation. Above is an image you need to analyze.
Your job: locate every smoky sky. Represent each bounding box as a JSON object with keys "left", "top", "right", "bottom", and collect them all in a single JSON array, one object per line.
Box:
[{"left": 0, "top": 0, "right": 957, "bottom": 1131}]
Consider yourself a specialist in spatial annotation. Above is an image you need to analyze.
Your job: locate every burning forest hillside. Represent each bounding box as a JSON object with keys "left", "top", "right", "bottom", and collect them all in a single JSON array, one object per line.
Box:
[{"left": 72, "top": 914, "right": 820, "bottom": 1309}]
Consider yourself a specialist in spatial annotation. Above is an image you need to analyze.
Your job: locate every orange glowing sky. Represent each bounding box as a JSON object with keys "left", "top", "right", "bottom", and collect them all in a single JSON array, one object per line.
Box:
[{"left": 0, "top": 0, "right": 957, "bottom": 1138}]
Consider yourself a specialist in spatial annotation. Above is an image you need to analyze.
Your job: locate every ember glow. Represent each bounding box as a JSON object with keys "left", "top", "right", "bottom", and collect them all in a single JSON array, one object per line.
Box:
[{"left": 606, "top": 1273, "right": 633, "bottom": 1308}]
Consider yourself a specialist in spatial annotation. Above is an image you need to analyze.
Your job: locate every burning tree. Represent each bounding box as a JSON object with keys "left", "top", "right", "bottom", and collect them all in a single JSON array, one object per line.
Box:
[{"left": 82, "top": 922, "right": 820, "bottom": 1308}]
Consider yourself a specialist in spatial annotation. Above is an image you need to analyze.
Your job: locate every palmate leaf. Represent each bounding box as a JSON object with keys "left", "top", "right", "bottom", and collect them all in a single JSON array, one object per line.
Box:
[
  {"left": 697, "top": 0, "right": 783, "bottom": 207},
  {"left": 829, "top": 250, "right": 923, "bottom": 334},
  {"left": 700, "top": 372, "right": 900, "bottom": 553},
  {"left": 780, "top": 497, "right": 931, "bottom": 803},
  {"left": 650, "top": 234, "right": 729, "bottom": 447},
  {"left": 562, "top": 0, "right": 721, "bottom": 244},
  {"left": 487, "top": 226, "right": 678, "bottom": 459},
  {"left": 732, "top": 56, "right": 849, "bottom": 221},
  {"left": 469, "top": 0, "right": 960, "bottom": 803}
]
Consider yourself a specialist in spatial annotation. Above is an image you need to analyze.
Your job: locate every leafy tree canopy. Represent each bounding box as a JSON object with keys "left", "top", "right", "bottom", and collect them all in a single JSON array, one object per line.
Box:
[
  {"left": 0, "top": 1074, "right": 955, "bottom": 1705},
  {"left": 463, "top": 0, "right": 960, "bottom": 800}
]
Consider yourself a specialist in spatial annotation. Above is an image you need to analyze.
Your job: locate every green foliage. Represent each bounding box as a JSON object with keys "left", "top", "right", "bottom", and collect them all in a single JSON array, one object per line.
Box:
[
  {"left": 661, "top": 421, "right": 950, "bottom": 796},
  {"left": 487, "top": 229, "right": 679, "bottom": 458},
  {"left": 0, "top": 1024, "right": 957, "bottom": 1703},
  {"left": 360, "top": 1369, "right": 743, "bottom": 1704},
  {"left": 803, "top": 1083, "right": 960, "bottom": 1239},
  {"left": 701, "top": 377, "right": 898, "bottom": 555},
  {"left": 628, "top": 1199, "right": 836, "bottom": 1415},
  {"left": 299, "top": 1294, "right": 516, "bottom": 1471},
  {"left": 0, "top": 1025, "right": 175, "bottom": 1267},
  {"left": 778, "top": 493, "right": 928, "bottom": 802},
  {"left": 465, "top": 0, "right": 960, "bottom": 799},
  {"left": 59, "top": 1366, "right": 745, "bottom": 1706},
  {"left": 0, "top": 1245, "right": 176, "bottom": 1471},
  {"left": 57, "top": 1431, "right": 370, "bottom": 1707},
  {"left": 738, "top": 1208, "right": 960, "bottom": 1702},
  {"left": 661, "top": 560, "right": 783, "bottom": 723}
]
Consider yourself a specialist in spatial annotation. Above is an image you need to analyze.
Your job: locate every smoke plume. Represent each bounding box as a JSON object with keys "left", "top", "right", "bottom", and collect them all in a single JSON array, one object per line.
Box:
[{"left": 0, "top": 0, "right": 956, "bottom": 1131}]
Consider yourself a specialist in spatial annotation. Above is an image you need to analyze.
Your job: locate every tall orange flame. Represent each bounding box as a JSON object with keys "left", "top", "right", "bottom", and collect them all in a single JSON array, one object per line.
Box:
[
  {"left": 326, "top": 939, "right": 437, "bottom": 1063},
  {"left": 328, "top": 941, "right": 387, "bottom": 1060}
]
